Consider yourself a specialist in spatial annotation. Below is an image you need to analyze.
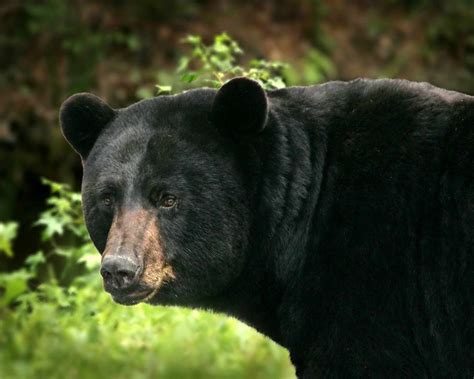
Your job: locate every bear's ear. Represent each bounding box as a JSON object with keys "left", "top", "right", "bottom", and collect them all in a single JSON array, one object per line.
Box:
[
  {"left": 212, "top": 77, "right": 268, "bottom": 135},
  {"left": 59, "top": 93, "right": 116, "bottom": 159}
]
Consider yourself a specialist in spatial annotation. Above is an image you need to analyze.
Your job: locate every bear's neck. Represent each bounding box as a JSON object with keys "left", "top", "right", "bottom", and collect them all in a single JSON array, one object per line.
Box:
[{"left": 202, "top": 96, "right": 329, "bottom": 347}]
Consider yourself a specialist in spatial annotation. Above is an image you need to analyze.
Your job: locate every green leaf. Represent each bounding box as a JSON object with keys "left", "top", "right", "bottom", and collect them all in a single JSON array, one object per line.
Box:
[
  {"left": 70, "top": 193, "right": 82, "bottom": 203},
  {"left": 176, "top": 56, "right": 190, "bottom": 73},
  {"left": 36, "top": 212, "right": 65, "bottom": 240},
  {"left": 182, "top": 34, "right": 202, "bottom": 46},
  {"left": 180, "top": 72, "right": 199, "bottom": 83},
  {"left": 0, "top": 222, "right": 18, "bottom": 257},
  {"left": 41, "top": 177, "right": 69, "bottom": 194},
  {"left": 0, "top": 269, "right": 31, "bottom": 306},
  {"left": 155, "top": 84, "right": 172, "bottom": 95},
  {"left": 203, "top": 79, "right": 222, "bottom": 88},
  {"left": 78, "top": 251, "right": 101, "bottom": 271},
  {"left": 25, "top": 251, "right": 46, "bottom": 273}
]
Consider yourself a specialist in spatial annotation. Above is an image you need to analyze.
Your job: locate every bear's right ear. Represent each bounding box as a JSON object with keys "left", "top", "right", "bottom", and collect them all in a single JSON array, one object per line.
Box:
[{"left": 60, "top": 93, "right": 116, "bottom": 159}]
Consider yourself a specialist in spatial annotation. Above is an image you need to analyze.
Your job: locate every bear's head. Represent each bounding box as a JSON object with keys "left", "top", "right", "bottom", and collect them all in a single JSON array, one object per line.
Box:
[{"left": 60, "top": 78, "right": 269, "bottom": 306}]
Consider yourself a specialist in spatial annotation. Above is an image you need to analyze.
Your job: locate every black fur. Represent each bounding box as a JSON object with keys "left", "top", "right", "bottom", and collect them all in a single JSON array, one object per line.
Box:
[{"left": 60, "top": 78, "right": 474, "bottom": 377}]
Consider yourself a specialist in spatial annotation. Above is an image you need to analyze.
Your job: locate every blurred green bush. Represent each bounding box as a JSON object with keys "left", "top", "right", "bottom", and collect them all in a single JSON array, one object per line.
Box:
[{"left": 0, "top": 180, "right": 295, "bottom": 379}]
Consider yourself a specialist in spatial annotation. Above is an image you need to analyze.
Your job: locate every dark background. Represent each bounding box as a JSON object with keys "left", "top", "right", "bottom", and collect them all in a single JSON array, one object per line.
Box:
[{"left": 1, "top": 0, "right": 473, "bottom": 267}]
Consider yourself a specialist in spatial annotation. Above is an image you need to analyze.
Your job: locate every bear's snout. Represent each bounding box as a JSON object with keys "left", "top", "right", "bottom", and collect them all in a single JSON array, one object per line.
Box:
[
  {"left": 98, "top": 207, "right": 172, "bottom": 304},
  {"left": 100, "top": 255, "right": 141, "bottom": 291}
]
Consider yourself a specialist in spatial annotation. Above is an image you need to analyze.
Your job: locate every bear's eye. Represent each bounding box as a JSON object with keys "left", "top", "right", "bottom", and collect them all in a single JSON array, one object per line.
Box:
[
  {"left": 149, "top": 189, "right": 177, "bottom": 209},
  {"left": 101, "top": 193, "right": 114, "bottom": 207},
  {"left": 160, "top": 194, "right": 177, "bottom": 208}
]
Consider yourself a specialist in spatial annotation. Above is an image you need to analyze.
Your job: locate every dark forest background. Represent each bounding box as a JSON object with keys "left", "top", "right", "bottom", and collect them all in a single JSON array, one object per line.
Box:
[{"left": 1, "top": 0, "right": 473, "bottom": 269}]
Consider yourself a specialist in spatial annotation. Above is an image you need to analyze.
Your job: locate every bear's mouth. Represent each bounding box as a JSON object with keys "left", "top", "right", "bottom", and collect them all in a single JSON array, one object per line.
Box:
[
  {"left": 106, "top": 263, "right": 175, "bottom": 306},
  {"left": 111, "top": 287, "right": 159, "bottom": 306}
]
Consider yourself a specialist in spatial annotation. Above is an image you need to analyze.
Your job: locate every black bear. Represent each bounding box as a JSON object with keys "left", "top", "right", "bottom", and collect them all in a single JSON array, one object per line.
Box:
[{"left": 60, "top": 77, "right": 473, "bottom": 377}]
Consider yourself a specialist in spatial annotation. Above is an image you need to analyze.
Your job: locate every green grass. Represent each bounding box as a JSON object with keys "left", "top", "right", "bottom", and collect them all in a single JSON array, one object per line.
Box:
[{"left": 0, "top": 277, "right": 294, "bottom": 379}]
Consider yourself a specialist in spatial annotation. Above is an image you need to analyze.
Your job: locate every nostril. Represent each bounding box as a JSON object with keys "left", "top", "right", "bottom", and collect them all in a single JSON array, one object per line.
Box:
[
  {"left": 100, "top": 256, "right": 140, "bottom": 290},
  {"left": 114, "top": 268, "right": 137, "bottom": 289},
  {"left": 117, "top": 270, "right": 133, "bottom": 284},
  {"left": 100, "top": 268, "right": 112, "bottom": 281},
  {"left": 117, "top": 270, "right": 128, "bottom": 278}
]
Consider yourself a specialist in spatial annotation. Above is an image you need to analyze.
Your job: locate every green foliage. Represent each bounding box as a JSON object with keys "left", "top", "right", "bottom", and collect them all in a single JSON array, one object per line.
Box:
[
  {"left": 140, "top": 32, "right": 335, "bottom": 100},
  {"left": 35, "top": 178, "right": 87, "bottom": 241},
  {"left": 0, "top": 180, "right": 294, "bottom": 379},
  {"left": 178, "top": 33, "right": 288, "bottom": 90},
  {"left": 0, "top": 223, "right": 45, "bottom": 307},
  {"left": 0, "top": 222, "right": 18, "bottom": 258},
  {"left": 0, "top": 222, "right": 31, "bottom": 307},
  {"left": 144, "top": 32, "right": 289, "bottom": 98}
]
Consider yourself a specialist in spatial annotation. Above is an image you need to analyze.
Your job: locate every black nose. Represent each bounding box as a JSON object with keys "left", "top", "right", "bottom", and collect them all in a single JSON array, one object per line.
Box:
[{"left": 100, "top": 256, "right": 140, "bottom": 290}]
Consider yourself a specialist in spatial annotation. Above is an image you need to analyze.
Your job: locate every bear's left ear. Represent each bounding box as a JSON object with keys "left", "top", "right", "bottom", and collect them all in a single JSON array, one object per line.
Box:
[
  {"left": 211, "top": 77, "right": 269, "bottom": 135},
  {"left": 60, "top": 93, "right": 116, "bottom": 159}
]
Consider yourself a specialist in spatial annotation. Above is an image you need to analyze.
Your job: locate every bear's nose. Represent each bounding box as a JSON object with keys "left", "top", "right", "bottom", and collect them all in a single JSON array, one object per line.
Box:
[{"left": 100, "top": 256, "right": 140, "bottom": 290}]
